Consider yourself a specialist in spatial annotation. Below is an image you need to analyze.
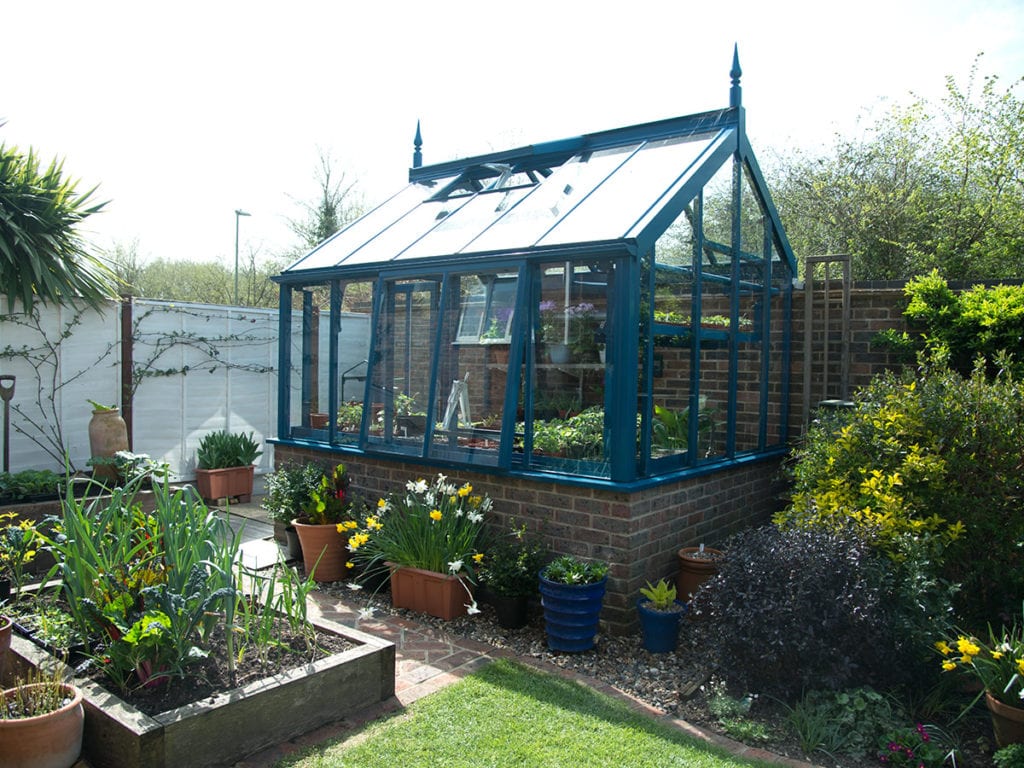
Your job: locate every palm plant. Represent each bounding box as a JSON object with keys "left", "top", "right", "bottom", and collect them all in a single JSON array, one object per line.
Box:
[{"left": 0, "top": 132, "right": 118, "bottom": 313}]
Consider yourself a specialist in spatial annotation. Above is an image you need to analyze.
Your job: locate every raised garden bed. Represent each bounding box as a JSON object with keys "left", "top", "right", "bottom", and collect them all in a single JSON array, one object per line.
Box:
[{"left": 5, "top": 613, "right": 395, "bottom": 768}]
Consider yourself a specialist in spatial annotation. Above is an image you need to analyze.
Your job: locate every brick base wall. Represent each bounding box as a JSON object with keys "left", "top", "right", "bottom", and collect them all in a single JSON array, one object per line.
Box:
[{"left": 274, "top": 444, "right": 786, "bottom": 634}]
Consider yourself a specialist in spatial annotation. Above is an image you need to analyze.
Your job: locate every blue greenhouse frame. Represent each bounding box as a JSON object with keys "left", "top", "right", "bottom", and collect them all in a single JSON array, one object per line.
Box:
[{"left": 272, "top": 49, "right": 796, "bottom": 488}]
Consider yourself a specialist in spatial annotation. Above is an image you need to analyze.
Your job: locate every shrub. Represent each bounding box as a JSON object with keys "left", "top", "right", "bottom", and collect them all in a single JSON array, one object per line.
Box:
[
  {"left": 690, "top": 525, "right": 914, "bottom": 699},
  {"left": 777, "top": 356, "right": 1024, "bottom": 626},
  {"left": 262, "top": 462, "right": 327, "bottom": 525}
]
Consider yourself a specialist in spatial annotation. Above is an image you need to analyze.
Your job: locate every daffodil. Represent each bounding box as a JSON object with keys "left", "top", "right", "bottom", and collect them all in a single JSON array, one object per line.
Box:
[{"left": 430, "top": 509, "right": 442, "bottom": 522}]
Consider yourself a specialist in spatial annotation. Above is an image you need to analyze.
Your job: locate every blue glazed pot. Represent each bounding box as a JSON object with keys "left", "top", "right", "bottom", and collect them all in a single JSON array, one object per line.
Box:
[
  {"left": 637, "top": 598, "right": 687, "bottom": 653},
  {"left": 539, "top": 572, "right": 607, "bottom": 652}
]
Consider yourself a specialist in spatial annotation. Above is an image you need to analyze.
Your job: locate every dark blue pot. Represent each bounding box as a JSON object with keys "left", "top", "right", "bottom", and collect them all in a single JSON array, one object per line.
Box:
[
  {"left": 539, "top": 572, "right": 607, "bottom": 652},
  {"left": 637, "top": 598, "right": 687, "bottom": 653}
]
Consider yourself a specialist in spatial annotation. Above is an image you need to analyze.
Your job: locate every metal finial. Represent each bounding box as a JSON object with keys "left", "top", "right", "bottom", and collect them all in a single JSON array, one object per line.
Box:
[
  {"left": 729, "top": 44, "right": 742, "bottom": 108},
  {"left": 413, "top": 120, "right": 423, "bottom": 169}
]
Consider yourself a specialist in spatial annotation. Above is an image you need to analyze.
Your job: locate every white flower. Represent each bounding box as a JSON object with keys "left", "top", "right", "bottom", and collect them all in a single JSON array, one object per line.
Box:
[
  {"left": 346, "top": 581, "right": 363, "bottom": 591},
  {"left": 441, "top": 483, "right": 456, "bottom": 496},
  {"left": 425, "top": 491, "right": 436, "bottom": 506},
  {"left": 480, "top": 497, "right": 493, "bottom": 512},
  {"left": 466, "top": 601, "right": 481, "bottom": 615},
  {"left": 448, "top": 559, "right": 464, "bottom": 574},
  {"left": 412, "top": 478, "right": 429, "bottom": 494},
  {"left": 467, "top": 512, "right": 483, "bottom": 524},
  {"left": 436, "top": 473, "right": 448, "bottom": 485},
  {"left": 358, "top": 606, "right": 376, "bottom": 620}
]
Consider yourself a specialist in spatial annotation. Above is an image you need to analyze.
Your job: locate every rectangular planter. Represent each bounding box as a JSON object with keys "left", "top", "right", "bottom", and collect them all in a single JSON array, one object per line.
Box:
[
  {"left": 194, "top": 465, "right": 254, "bottom": 504},
  {"left": 6, "top": 614, "right": 395, "bottom": 768},
  {"left": 388, "top": 563, "right": 472, "bottom": 621}
]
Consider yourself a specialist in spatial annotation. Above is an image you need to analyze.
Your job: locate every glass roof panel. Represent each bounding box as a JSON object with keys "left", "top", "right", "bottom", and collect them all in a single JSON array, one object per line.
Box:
[
  {"left": 282, "top": 180, "right": 453, "bottom": 272},
  {"left": 465, "top": 143, "right": 642, "bottom": 253},
  {"left": 395, "top": 186, "right": 535, "bottom": 261},
  {"left": 536, "top": 132, "right": 721, "bottom": 247},
  {"left": 337, "top": 185, "right": 477, "bottom": 268}
]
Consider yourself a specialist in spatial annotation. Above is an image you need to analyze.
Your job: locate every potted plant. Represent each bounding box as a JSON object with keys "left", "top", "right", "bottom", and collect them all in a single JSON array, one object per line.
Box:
[
  {"left": 348, "top": 473, "right": 490, "bottom": 620},
  {"left": 0, "top": 512, "right": 38, "bottom": 605},
  {"left": 477, "top": 524, "right": 548, "bottom": 629},
  {"left": 0, "top": 666, "right": 85, "bottom": 768},
  {"left": 194, "top": 430, "right": 262, "bottom": 504},
  {"left": 262, "top": 462, "right": 326, "bottom": 560},
  {"left": 676, "top": 543, "right": 724, "bottom": 602},
  {"left": 937, "top": 618, "right": 1024, "bottom": 747},
  {"left": 538, "top": 554, "right": 608, "bottom": 652},
  {"left": 637, "top": 579, "right": 687, "bottom": 653},
  {"left": 292, "top": 463, "right": 362, "bottom": 583}
]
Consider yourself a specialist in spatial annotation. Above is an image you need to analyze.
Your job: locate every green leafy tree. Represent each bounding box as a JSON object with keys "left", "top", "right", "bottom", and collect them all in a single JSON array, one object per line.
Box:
[
  {"left": 771, "top": 56, "right": 1024, "bottom": 280},
  {"left": 0, "top": 136, "right": 118, "bottom": 313},
  {"left": 285, "top": 149, "right": 364, "bottom": 253}
]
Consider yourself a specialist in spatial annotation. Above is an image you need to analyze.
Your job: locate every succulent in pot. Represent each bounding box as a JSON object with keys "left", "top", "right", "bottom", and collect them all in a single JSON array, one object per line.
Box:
[
  {"left": 194, "top": 431, "right": 262, "bottom": 504},
  {"left": 637, "top": 578, "right": 687, "bottom": 653}
]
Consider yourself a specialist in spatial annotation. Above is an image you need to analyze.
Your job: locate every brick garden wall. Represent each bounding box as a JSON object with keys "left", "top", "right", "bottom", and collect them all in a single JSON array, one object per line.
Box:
[{"left": 275, "top": 444, "right": 786, "bottom": 634}]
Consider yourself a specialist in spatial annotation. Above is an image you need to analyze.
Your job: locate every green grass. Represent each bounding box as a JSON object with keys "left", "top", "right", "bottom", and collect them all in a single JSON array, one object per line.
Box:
[{"left": 277, "top": 659, "right": 778, "bottom": 768}]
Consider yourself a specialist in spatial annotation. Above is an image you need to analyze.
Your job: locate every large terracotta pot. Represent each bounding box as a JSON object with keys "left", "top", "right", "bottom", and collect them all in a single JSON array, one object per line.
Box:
[
  {"left": 987, "top": 691, "right": 1024, "bottom": 747},
  {"left": 195, "top": 465, "right": 255, "bottom": 504},
  {"left": 0, "top": 683, "right": 84, "bottom": 768},
  {"left": 88, "top": 408, "right": 129, "bottom": 482},
  {"left": 388, "top": 563, "right": 472, "bottom": 620},
  {"left": 676, "top": 546, "right": 724, "bottom": 602},
  {"left": 293, "top": 520, "right": 348, "bottom": 582}
]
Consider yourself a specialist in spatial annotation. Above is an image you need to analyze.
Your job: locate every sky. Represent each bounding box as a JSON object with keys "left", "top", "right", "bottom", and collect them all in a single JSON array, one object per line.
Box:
[{"left": 3, "top": 0, "right": 1022, "bottom": 273}]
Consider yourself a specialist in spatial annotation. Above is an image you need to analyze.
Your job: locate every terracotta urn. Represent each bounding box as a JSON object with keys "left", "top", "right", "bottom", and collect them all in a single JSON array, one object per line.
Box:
[{"left": 88, "top": 407, "right": 129, "bottom": 482}]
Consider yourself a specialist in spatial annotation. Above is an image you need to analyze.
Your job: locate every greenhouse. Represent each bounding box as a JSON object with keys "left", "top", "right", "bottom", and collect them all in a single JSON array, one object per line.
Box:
[{"left": 271, "top": 52, "right": 796, "bottom": 490}]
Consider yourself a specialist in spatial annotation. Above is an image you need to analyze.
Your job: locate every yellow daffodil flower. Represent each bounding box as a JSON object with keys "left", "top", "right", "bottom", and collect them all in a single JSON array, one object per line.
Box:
[
  {"left": 473, "top": 553, "right": 484, "bottom": 564},
  {"left": 430, "top": 509, "right": 442, "bottom": 522}
]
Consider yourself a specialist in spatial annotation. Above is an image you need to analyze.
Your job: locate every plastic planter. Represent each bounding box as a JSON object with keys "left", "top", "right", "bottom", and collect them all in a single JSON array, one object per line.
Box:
[{"left": 538, "top": 572, "right": 607, "bottom": 652}]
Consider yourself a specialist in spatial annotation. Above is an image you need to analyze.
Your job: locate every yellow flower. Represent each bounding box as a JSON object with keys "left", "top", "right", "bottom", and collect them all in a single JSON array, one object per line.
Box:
[
  {"left": 942, "top": 660, "right": 957, "bottom": 672},
  {"left": 336, "top": 523, "right": 346, "bottom": 534},
  {"left": 935, "top": 640, "right": 952, "bottom": 656},
  {"left": 992, "top": 650, "right": 1005, "bottom": 660},
  {"left": 473, "top": 553, "right": 484, "bottom": 564},
  {"left": 1016, "top": 658, "right": 1024, "bottom": 676},
  {"left": 348, "top": 532, "right": 369, "bottom": 549},
  {"left": 342, "top": 520, "right": 358, "bottom": 530},
  {"left": 956, "top": 637, "right": 981, "bottom": 657},
  {"left": 458, "top": 483, "right": 472, "bottom": 498},
  {"left": 365, "top": 516, "right": 382, "bottom": 530},
  {"left": 377, "top": 498, "right": 388, "bottom": 510},
  {"left": 430, "top": 509, "right": 442, "bottom": 522},
  {"left": 345, "top": 561, "right": 354, "bottom": 569}
]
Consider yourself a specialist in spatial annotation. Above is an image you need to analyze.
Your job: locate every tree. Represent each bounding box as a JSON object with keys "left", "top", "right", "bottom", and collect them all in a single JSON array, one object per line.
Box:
[
  {"left": 285, "top": 149, "right": 364, "bottom": 254},
  {"left": 770, "top": 57, "right": 1024, "bottom": 280},
  {"left": 0, "top": 136, "right": 119, "bottom": 313}
]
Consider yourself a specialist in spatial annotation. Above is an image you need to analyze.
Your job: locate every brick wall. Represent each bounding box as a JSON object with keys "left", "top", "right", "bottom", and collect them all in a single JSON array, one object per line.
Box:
[{"left": 275, "top": 443, "right": 785, "bottom": 634}]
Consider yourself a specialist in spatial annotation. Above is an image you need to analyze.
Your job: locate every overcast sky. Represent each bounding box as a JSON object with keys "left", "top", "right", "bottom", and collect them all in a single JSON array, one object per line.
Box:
[{"left": 3, "top": 0, "right": 1022, "bottom": 273}]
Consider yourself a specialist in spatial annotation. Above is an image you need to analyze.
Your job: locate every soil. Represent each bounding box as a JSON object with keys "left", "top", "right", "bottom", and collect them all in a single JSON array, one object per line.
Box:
[
  {"left": 44, "top": 619, "right": 355, "bottom": 718},
  {"left": 324, "top": 585, "right": 997, "bottom": 768}
]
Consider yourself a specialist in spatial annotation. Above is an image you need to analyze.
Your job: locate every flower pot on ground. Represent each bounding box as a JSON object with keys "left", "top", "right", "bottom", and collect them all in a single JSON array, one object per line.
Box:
[
  {"left": 477, "top": 523, "right": 548, "bottom": 630},
  {"left": 0, "top": 673, "right": 84, "bottom": 768},
  {"left": 987, "top": 692, "right": 1024, "bottom": 748},
  {"left": 87, "top": 401, "right": 129, "bottom": 484},
  {"left": 388, "top": 563, "right": 473, "bottom": 621},
  {"left": 636, "top": 579, "right": 687, "bottom": 653},
  {"left": 194, "top": 430, "right": 262, "bottom": 504},
  {"left": 291, "top": 464, "right": 362, "bottom": 583},
  {"left": 676, "top": 544, "right": 724, "bottom": 602},
  {"left": 348, "top": 473, "right": 490, "bottom": 619},
  {"left": 262, "top": 461, "right": 329, "bottom": 558},
  {"left": 538, "top": 555, "right": 608, "bottom": 652}
]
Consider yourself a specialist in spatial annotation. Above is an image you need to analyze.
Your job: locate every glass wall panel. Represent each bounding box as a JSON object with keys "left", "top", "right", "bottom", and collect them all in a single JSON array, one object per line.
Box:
[
  {"left": 333, "top": 280, "right": 374, "bottom": 445},
  {"left": 528, "top": 261, "right": 611, "bottom": 476},
  {"left": 427, "top": 270, "right": 520, "bottom": 466},
  {"left": 365, "top": 277, "right": 441, "bottom": 456}
]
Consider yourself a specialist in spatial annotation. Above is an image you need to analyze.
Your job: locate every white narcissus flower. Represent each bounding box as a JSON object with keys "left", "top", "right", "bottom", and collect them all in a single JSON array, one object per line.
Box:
[
  {"left": 448, "top": 559, "right": 464, "bottom": 574},
  {"left": 466, "top": 601, "right": 481, "bottom": 615},
  {"left": 413, "top": 478, "right": 429, "bottom": 494},
  {"left": 468, "top": 512, "right": 483, "bottom": 524},
  {"left": 346, "top": 581, "right": 363, "bottom": 591},
  {"left": 358, "top": 606, "right": 376, "bottom": 620}
]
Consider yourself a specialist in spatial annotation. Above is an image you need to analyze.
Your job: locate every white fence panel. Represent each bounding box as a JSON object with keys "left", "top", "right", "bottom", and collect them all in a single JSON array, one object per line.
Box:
[{"left": 0, "top": 298, "right": 372, "bottom": 480}]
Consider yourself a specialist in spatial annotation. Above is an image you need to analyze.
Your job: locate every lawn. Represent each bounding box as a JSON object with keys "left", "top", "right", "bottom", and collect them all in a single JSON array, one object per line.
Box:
[{"left": 277, "top": 659, "right": 778, "bottom": 768}]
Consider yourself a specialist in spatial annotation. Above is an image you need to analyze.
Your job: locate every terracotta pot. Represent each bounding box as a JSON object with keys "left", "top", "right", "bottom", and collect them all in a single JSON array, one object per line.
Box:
[
  {"left": 987, "top": 691, "right": 1024, "bottom": 747},
  {"left": 309, "top": 412, "right": 329, "bottom": 429},
  {"left": 195, "top": 465, "right": 254, "bottom": 504},
  {"left": 388, "top": 563, "right": 472, "bottom": 620},
  {"left": 293, "top": 520, "right": 348, "bottom": 582},
  {"left": 0, "top": 683, "right": 84, "bottom": 768},
  {"left": 0, "top": 614, "right": 11, "bottom": 685},
  {"left": 88, "top": 408, "right": 129, "bottom": 483},
  {"left": 676, "top": 546, "right": 724, "bottom": 602}
]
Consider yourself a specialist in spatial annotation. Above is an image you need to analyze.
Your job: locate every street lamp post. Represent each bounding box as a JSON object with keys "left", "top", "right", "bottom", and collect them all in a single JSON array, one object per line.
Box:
[{"left": 234, "top": 209, "right": 251, "bottom": 305}]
